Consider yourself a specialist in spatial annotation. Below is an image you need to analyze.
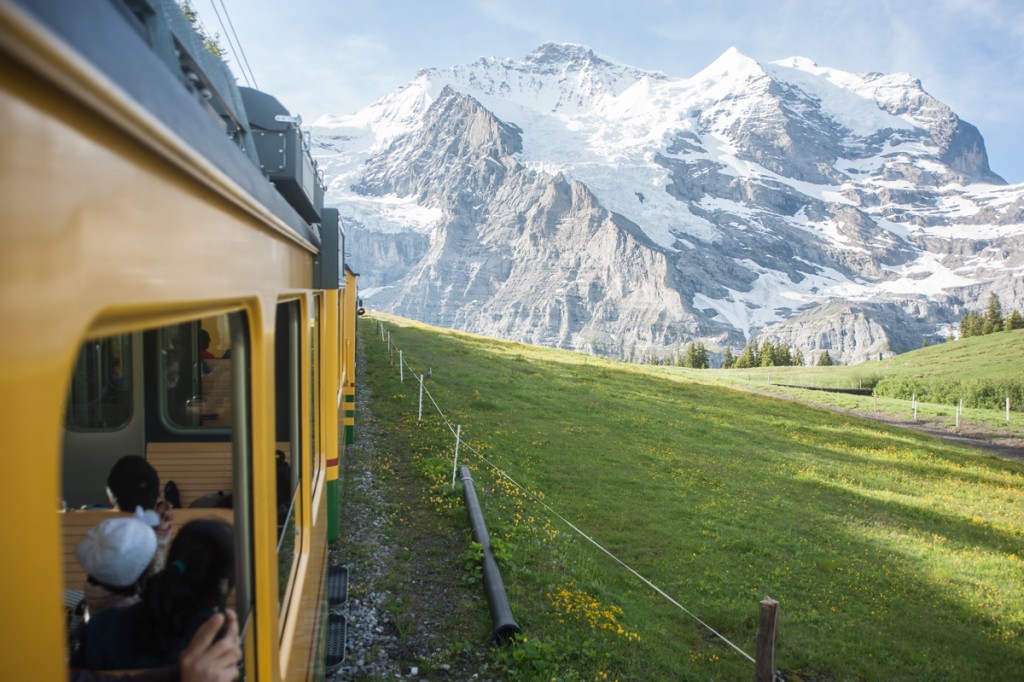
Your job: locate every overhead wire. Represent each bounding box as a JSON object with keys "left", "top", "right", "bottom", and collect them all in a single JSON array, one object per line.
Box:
[
  {"left": 384, "top": 322, "right": 758, "bottom": 666},
  {"left": 215, "top": 0, "right": 259, "bottom": 90},
  {"left": 204, "top": 0, "right": 256, "bottom": 89}
]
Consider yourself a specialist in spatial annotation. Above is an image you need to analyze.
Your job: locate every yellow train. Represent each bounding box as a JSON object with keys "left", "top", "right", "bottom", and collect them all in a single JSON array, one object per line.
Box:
[{"left": 0, "top": 0, "right": 357, "bottom": 678}]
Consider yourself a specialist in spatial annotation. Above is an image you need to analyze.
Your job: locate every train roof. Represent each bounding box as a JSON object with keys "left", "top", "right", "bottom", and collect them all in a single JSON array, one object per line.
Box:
[{"left": 11, "top": 0, "right": 322, "bottom": 249}]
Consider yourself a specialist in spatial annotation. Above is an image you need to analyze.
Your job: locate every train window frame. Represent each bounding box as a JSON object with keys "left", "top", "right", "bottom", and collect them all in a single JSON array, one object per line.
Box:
[
  {"left": 225, "top": 312, "right": 255, "bottom": 644},
  {"left": 310, "top": 294, "right": 321, "bottom": 478},
  {"left": 64, "top": 334, "right": 134, "bottom": 432},
  {"left": 156, "top": 315, "right": 235, "bottom": 436},
  {"left": 60, "top": 309, "right": 254, "bottom": 655},
  {"left": 275, "top": 298, "right": 303, "bottom": 623}
]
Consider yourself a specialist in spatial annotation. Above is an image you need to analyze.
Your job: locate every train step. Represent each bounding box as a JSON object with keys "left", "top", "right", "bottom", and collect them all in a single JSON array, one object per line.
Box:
[
  {"left": 328, "top": 565, "right": 348, "bottom": 606},
  {"left": 325, "top": 613, "right": 346, "bottom": 674}
]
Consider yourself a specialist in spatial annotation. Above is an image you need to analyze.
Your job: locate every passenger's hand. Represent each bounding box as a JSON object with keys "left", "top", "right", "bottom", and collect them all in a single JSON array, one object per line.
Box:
[
  {"left": 179, "top": 609, "right": 241, "bottom": 682},
  {"left": 154, "top": 500, "right": 173, "bottom": 534}
]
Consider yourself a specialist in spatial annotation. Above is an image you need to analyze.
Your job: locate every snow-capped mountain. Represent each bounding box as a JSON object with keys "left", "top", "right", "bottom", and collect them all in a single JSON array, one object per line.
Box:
[{"left": 313, "top": 43, "right": 1024, "bottom": 363}]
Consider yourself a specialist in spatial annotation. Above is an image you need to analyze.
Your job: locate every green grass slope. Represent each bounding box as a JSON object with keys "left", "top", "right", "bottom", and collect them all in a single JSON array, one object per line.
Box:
[
  {"left": 706, "top": 328, "right": 1024, "bottom": 411},
  {"left": 361, "top": 315, "right": 1024, "bottom": 681}
]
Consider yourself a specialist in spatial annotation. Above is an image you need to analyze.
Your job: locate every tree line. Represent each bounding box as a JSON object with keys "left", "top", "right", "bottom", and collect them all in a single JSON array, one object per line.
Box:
[
  {"left": 646, "top": 339, "right": 833, "bottom": 369},
  {"left": 959, "top": 293, "right": 1024, "bottom": 338}
]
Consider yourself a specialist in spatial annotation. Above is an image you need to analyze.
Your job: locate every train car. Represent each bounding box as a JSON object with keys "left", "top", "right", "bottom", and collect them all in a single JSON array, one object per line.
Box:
[{"left": 0, "top": 0, "right": 356, "bottom": 678}]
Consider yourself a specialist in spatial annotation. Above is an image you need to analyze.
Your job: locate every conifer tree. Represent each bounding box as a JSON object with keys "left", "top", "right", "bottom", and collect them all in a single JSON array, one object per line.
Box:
[
  {"left": 1006, "top": 309, "right": 1024, "bottom": 331},
  {"left": 734, "top": 342, "right": 757, "bottom": 369},
  {"left": 817, "top": 350, "right": 834, "bottom": 366},
  {"left": 982, "top": 293, "right": 1003, "bottom": 335},
  {"left": 722, "top": 346, "right": 735, "bottom": 369},
  {"left": 694, "top": 342, "right": 709, "bottom": 369},
  {"left": 960, "top": 311, "right": 983, "bottom": 338}
]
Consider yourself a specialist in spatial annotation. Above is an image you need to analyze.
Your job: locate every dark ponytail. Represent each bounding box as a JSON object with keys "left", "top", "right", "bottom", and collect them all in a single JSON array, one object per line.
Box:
[{"left": 135, "top": 518, "right": 234, "bottom": 657}]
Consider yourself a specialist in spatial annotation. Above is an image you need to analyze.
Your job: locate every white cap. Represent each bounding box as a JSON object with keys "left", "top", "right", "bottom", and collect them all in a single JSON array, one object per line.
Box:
[{"left": 75, "top": 516, "right": 157, "bottom": 588}]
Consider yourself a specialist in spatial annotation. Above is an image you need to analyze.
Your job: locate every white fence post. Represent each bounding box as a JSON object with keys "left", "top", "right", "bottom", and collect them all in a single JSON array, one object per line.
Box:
[
  {"left": 913, "top": 393, "right": 917, "bottom": 421},
  {"left": 399, "top": 350, "right": 403, "bottom": 383},
  {"left": 418, "top": 374, "right": 424, "bottom": 421},
  {"left": 451, "top": 425, "right": 462, "bottom": 488}
]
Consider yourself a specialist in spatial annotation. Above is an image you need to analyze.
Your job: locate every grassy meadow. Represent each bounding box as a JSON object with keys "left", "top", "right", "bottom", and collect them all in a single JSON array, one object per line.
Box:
[
  {"left": 663, "top": 330, "right": 1024, "bottom": 438},
  {"left": 360, "top": 315, "right": 1024, "bottom": 681}
]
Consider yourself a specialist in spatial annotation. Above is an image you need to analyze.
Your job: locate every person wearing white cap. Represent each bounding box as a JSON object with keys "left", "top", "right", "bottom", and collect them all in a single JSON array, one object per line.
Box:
[{"left": 75, "top": 515, "right": 158, "bottom": 619}]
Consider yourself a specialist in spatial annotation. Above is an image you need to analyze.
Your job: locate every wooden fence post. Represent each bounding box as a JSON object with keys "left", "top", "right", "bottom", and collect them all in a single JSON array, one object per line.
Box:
[{"left": 754, "top": 596, "right": 779, "bottom": 682}]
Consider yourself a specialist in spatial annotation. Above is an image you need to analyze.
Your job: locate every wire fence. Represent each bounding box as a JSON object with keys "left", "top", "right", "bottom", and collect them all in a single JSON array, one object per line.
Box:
[{"left": 370, "top": 318, "right": 760, "bottom": 667}]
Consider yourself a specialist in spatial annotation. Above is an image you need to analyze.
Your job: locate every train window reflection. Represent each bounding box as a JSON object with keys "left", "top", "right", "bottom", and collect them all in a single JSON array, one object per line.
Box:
[
  {"left": 65, "top": 335, "right": 133, "bottom": 430},
  {"left": 160, "top": 316, "right": 234, "bottom": 431}
]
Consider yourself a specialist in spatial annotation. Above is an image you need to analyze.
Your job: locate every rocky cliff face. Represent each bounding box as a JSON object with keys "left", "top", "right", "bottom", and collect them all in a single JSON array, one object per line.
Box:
[{"left": 315, "top": 44, "right": 1024, "bottom": 364}]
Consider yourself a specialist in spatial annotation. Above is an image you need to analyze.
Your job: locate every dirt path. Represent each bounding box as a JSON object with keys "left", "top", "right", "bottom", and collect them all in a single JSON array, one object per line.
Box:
[
  {"left": 329, "top": 351, "right": 493, "bottom": 681},
  {"left": 839, "top": 408, "right": 1024, "bottom": 462},
  {"left": 751, "top": 385, "right": 1024, "bottom": 462}
]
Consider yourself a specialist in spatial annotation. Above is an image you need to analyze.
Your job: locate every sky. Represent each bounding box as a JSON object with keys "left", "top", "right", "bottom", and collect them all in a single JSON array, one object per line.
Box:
[{"left": 193, "top": 0, "right": 1024, "bottom": 184}]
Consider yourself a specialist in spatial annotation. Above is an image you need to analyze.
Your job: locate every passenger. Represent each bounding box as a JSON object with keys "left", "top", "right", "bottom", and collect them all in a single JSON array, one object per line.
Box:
[
  {"left": 187, "top": 490, "right": 232, "bottom": 509},
  {"left": 70, "top": 608, "right": 241, "bottom": 682},
  {"left": 106, "top": 455, "right": 159, "bottom": 512},
  {"left": 73, "top": 518, "right": 235, "bottom": 671},
  {"left": 198, "top": 329, "right": 214, "bottom": 375},
  {"left": 198, "top": 329, "right": 215, "bottom": 361},
  {"left": 75, "top": 515, "right": 157, "bottom": 618},
  {"left": 106, "top": 455, "right": 173, "bottom": 568}
]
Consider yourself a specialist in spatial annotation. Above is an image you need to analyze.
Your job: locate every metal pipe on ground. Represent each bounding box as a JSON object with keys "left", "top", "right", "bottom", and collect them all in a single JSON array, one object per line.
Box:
[{"left": 460, "top": 465, "right": 522, "bottom": 643}]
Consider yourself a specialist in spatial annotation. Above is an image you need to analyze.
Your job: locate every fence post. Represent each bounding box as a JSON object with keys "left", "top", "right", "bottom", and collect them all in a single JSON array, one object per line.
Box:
[
  {"left": 753, "top": 596, "right": 779, "bottom": 682},
  {"left": 388, "top": 332, "right": 393, "bottom": 365},
  {"left": 955, "top": 401, "right": 959, "bottom": 429},
  {"left": 450, "top": 425, "right": 462, "bottom": 488},
  {"left": 418, "top": 374, "right": 424, "bottom": 421},
  {"left": 1008, "top": 396, "right": 1011, "bottom": 422},
  {"left": 912, "top": 393, "right": 917, "bottom": 421},
  {"left": 399, "top": 350, "right": 403, "bottom": 383}
]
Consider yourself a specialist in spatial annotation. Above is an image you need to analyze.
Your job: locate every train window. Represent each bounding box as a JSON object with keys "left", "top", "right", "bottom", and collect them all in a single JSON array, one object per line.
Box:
[
  {"left": 60, "top": 311, "right": 252, "bottom": 667},
  {"left": 275, "top": 300, "right": 301, "bottom": 612},
  {"left": 310, "top": 296, "right": 321, "bottom": 477},
  {"left": 158, "top": 316, "right": 233, "bottom": 432},
  {"left": 65, "top": 335, "right": 133, "bottom": 430}
]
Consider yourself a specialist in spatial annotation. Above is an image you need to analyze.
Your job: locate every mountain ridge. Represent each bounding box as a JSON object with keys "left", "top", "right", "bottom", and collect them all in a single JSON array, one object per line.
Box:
[{"left": 314, "top": 43, "right": 1024, "bottom": 363}]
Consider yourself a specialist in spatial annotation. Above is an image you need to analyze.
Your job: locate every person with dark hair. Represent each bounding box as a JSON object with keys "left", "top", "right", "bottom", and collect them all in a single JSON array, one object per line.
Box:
[
  {"left": 198, "top": 329, "right": 215, "bottom": 360},
  {"left": 107, "top": 455, "right": 159, "bottom": 512},
  {"left": 105, "top": 455, "right": 174, "bottom": 569},
  {"left": 72, "top": 518, "right": 235, "bottom": 671}
]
